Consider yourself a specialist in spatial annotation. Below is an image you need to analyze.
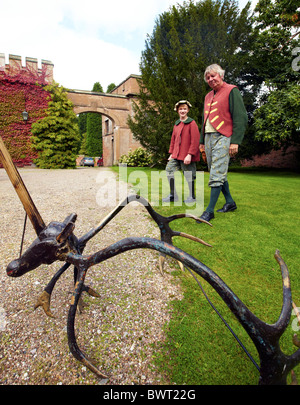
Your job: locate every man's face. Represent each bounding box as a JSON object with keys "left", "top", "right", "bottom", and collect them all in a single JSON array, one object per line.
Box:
[
  {"left": 205, "top": 71, "right": 223, "bottom": 91},
  {"left": 177, "top": 104, "right": 189, "bottom": 119}
]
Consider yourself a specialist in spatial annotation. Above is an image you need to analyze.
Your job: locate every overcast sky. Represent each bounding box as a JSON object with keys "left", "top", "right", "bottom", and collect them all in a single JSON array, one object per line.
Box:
[{"left": 0, "top": 0, "right": 257, "bottom": 92}]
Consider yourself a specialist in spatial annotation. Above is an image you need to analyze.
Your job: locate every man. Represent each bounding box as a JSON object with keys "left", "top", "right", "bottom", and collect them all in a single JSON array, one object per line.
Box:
[
  {"left": 162, "top": 100, "right": 200, "bottom": 203},
  {"left": 199, "top": 64, "right": 247, "bottom": 222}
]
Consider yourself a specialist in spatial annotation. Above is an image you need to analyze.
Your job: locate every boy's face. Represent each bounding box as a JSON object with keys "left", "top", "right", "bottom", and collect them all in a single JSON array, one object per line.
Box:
[{"left": 177, "top": 104, "right": 189, "bottom": 120}]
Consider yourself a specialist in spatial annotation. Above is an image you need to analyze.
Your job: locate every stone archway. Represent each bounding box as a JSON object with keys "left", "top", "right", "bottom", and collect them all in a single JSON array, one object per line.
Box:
[
  {"left": 74, "top": 106, "right": 116, "bottom": 167},
  {"left": 67, "top": 76, "right": 142, "bottom": 166}
]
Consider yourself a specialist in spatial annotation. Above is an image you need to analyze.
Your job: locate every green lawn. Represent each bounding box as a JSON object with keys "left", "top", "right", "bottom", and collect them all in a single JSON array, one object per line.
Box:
[{"left": 112, "top": 166, "right": 300, "bottom": 385}]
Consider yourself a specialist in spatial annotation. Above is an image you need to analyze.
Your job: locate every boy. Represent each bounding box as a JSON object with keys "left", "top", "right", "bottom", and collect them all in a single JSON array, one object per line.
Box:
[{"left": 162, "top": 100, "right": 200, "bottom": 203}]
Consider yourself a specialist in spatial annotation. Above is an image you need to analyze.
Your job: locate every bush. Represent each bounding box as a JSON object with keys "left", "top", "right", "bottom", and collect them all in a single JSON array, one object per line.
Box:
[
  {"left": 118, "top": 147, "right": 152, "bottom": 167},
  {"left": 31, "top": 82, "right": 80, "bottom": 169}
]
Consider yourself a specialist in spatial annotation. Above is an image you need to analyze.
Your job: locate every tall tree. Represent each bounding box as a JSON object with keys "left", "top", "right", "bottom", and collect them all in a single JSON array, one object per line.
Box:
[
  {"left": 251, "top": 0, "right": 300, "bottom": 149},
  {"left": 86, "top": 82, "right": 103, "bottom": 156},
  {"left": 251, "top": 0, "right": 299, "bottom": 87},
  {"left": 107, "top": 83, "right": 116, "bottom": 93},
  {"left": 128, "top": 0, "right": 255, "bottom": 164},
  {"left": 78, "top": 112, "right": 87, "bottom": 138},
  {"left": 77, "top": 112, "right": 87, "bottom": 155},
  {"left": 31, "top": 82, "right": 80, "bottom": 169},
  {"left": 254, "top": 83, "right": 300, "bottom": 148}
]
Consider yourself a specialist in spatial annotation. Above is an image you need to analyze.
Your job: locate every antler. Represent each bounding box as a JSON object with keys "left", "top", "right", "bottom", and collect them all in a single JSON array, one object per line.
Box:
[
  {"left": 31, "top": 195, "right": 211, "bottom": 316},
  {"left": 79, "top": 194, "right": 212, "bottom": 247},
  {"left": 65, "top": 239, "right": 300, "bottom": 385},
  {"left": 78, "top": 195, "right": 212, "bottom": 274}
]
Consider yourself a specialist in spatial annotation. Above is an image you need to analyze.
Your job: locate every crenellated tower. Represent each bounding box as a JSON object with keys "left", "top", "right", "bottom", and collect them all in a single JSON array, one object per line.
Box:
[{"left": 0, "top": 53, "right": 54, "bottom": 83}]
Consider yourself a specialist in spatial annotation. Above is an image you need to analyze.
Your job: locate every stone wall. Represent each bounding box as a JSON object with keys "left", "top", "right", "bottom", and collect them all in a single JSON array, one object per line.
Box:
[{"left": 240, "top": 145, "right": 299, "bottom": 170}]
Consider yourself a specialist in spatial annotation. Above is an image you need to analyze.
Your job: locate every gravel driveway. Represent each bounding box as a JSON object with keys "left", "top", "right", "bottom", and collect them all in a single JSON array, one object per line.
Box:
[{"left": 0, "top": 167, "right": 182, "bottom": 385}]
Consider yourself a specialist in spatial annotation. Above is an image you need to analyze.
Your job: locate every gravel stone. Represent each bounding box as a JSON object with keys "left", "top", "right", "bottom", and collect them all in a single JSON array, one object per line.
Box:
[{"left": 0, "top": 167, "right": 182, "bottom": 385}]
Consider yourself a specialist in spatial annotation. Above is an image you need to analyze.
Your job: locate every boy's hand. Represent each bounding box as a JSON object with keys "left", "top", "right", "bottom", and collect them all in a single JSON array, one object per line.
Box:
[{"left": 184, "top": 154, "right": 192, "bottom": 165}]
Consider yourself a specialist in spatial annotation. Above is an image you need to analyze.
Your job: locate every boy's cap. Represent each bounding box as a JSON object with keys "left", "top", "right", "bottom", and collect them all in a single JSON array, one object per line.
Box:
[{"left": 174, "top": 100, "right": 192, "bottom": 111}]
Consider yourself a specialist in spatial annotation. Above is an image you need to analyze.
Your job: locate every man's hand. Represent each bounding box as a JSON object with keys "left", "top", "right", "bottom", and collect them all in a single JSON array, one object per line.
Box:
[
  {"left": 229, "top": 144, "right": 239, "bottom": 157},
  {"left": 199, "top": 144, "right": 207, "bottom": 163}
]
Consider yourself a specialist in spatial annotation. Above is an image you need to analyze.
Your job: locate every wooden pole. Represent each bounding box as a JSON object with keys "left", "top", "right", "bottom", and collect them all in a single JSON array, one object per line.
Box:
[{"left": 0, "top": 136, "right": 45, "bottom": 236}]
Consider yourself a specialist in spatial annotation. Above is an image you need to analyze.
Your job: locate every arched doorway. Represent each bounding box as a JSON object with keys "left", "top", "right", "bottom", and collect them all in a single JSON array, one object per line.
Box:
[
  {"left": 72, "top": 102, "right": 119, "bottom": 167},
  {"left": 77, "top": 111, "right": 103, "bottom": 163},
  {"left": 77, "top": 110, "right": 115, "bottom": 167}
]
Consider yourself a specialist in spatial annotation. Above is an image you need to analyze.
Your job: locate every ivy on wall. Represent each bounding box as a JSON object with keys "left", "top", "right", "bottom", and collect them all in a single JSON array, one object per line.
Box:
[{"left": 0, "top": 69, "right": 49, "bottom": 166}]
